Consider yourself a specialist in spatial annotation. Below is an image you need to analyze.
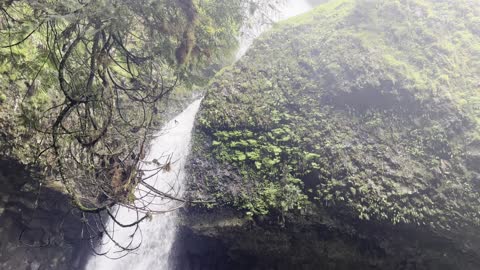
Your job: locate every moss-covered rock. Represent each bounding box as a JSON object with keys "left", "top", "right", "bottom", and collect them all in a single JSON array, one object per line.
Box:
[
  {"left": 186, "top": 0, "right": 480, "bottom": 268},
  {"left": 175, "top": 206, "right": 480, "bottom": 270}
]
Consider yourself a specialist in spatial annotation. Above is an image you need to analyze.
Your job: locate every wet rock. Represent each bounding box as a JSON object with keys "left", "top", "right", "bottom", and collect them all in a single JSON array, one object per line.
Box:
[
  {"left": 184, "top": 0, "right": 480, "bottom": 269},
  {"left": 0, "top": 159, "right": 95, "bottom": 270}
]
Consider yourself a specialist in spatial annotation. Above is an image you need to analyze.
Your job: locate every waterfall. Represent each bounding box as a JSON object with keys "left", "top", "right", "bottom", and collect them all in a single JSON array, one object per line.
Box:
[
  {"left": 236, "top": 0, "right": 313, "bottom": 58},
  {"left": 86, "top": 1, "right": 312, "bottom": 269},
  {"left": 86, "top": 100, "right": 202, "bottom": 270}
]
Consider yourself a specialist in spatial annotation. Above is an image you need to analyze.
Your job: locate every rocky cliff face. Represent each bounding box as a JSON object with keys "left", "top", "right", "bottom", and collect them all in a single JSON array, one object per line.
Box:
[
  {"left": 0, "top": 82, "right": 199, "bottom": 269},
  {"left": 0, "top": 159, "right": 96, "bottom": 270},
  {"left": 184, "top": 0, "right": 480, "bottom": 269}
]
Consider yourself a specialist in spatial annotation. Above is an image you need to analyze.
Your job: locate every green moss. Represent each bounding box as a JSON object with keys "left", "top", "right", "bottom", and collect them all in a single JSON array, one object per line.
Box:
[
  {"left": 275, "top": 0, "right": 355, "bottom": 28},
  {"left": 189, "top": 0, "right": 480, "bottom": 231},
  {"left": 0, "top": 92, "right": 6, "bottom": 104}
]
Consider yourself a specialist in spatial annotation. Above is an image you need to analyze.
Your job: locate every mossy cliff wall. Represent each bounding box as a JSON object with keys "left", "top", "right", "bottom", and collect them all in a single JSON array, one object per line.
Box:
[{"left": 185, "top": 0, "right": 480, "bottom": 269}]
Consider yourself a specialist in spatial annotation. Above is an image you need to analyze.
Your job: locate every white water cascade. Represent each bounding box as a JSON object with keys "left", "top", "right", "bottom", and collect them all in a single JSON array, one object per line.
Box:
[
  {"left": 86, "top": 100, "right": 202, "bottom": 270},
  {"left": 236, "top": 0, "right": 313, "bottom": 58},
  {"left": 86, "top": 1, "right": 313, "bottom": 269}
]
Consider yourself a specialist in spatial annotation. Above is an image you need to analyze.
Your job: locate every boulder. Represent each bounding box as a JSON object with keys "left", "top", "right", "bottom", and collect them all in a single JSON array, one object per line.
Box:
[{"left": 183, "top": 0, "right": 480, "bottom": 269}]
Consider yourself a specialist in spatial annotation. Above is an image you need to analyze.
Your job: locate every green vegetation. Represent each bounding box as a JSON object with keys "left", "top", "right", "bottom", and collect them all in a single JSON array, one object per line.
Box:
[
  {"left": 189, "top": 0, "right": 480, "bottom": 232},
  {"left": 0, "top": 92, "right": 6, "bottom": 103},
  {"left": 0, "top": 0, "right": 274, "bottom": 211}
]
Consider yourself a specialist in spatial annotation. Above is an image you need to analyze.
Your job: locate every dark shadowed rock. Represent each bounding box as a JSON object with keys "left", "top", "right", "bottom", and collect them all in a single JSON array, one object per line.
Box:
[{"left": 0, "top": 160, "right": 97, "bottom": 270}]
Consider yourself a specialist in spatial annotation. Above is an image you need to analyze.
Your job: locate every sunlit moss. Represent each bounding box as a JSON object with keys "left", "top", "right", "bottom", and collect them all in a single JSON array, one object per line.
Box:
[{"left": 190, "top": 0, "right": 480, "bottom": 232}]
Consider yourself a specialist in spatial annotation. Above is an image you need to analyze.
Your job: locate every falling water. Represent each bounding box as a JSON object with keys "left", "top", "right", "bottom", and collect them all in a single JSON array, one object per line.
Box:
[
  {"left": 86, "top": 1, "right": 312, "bottom": 269},
  {"left": 86, "top": 100, "right": 202, "bottom": 270},
  {"left": 236, "top": 0, "right": 313, "bottom": 58}
]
